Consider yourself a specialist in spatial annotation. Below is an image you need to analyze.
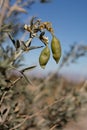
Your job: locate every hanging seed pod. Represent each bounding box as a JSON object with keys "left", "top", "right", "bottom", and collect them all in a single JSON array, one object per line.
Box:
[
  {"left": 51, "top": 35, "right": 61, "bottom": 63},
  {"left": 39, "top": 46, "right": 50, "bottom": 69}
]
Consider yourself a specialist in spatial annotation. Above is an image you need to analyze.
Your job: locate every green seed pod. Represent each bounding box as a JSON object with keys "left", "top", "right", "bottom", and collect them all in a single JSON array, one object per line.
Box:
[
  {"left": 39, "top": 46, "right": 50, "bottom": 69},
  {"left": 51, "top": 35, "right": 61, "bottom": 63}
]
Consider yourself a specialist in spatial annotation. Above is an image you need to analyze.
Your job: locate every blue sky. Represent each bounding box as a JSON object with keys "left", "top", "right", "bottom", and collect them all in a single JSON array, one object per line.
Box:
[{"left": 21, "top": 0, "right": 87, "bottom": 77}]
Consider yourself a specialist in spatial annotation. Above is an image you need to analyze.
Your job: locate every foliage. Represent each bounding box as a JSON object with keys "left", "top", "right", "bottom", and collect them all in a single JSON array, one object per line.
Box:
[
  {"left": 0, "top": 0, "right": 87, "bottom": 130},
  {"left": 0, "top": 0, "right": 52, "bottom": 43}
]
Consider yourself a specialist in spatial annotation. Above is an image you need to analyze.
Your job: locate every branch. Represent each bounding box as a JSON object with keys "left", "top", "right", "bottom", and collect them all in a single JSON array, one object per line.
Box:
[
  {"left": 7, "top": 4, "right": 27, "bottom": 17},
  {"left": 0, "top": 0, "right": 9, "bottom": 26}
]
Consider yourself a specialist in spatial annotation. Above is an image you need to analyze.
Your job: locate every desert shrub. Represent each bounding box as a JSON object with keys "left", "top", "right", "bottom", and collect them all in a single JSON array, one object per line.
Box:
[{"left": 0, "top": 1, "right": 87, "bottom": 130}]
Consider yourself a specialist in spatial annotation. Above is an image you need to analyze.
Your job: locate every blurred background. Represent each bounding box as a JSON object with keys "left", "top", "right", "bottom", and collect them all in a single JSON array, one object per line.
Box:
[{"left": 0, "top": 0, "right": 87, "bottom": 130}]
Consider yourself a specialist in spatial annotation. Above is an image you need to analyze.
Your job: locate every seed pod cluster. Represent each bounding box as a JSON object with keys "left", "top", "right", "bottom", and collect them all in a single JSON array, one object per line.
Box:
[
  {"left": 39, "top": 46, "right": 50, "bottom": 69},
  {"left": 24, "top": 17, "right": 61, "bottom": 68},
  {"left": 51, "top": 35, "right": 61, "bottom": 63}
]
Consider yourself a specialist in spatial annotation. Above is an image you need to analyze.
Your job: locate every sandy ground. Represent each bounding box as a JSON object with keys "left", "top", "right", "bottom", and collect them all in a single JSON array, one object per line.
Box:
[{"left": 63, "top": 114, "right": 87, "bottom": 130}]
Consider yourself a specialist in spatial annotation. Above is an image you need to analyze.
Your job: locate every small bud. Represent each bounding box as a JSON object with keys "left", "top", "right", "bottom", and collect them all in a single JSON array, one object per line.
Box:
[
  {"left": 24, "top": 24, "right": 27, "bottom": 30},
  {"left": 39, "top": 23, "right": 45, "bottom": 30},
  {"left": 24, "top": 24, "right": 31, "bottom": 32}
]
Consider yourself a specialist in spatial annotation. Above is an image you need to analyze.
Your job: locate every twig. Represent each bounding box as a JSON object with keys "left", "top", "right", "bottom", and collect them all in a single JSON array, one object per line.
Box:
[
  {"left": 0, "top": 77, "right": 22, "bottom": 106},
  {"left": 9, "top": 116, "right": 28, "bottom": 130},
  {"left": 9, "top": 97, "right": 64, "bottom": 130},
  {"left": 10, "top": 77, "right": 22, "bottom": 87},
  {"left": 0, "top": 0, "right": 9, "bottom": 26},
  {"left": 10, "top": 98, "right": 64, "bottom": 130},
  {"left": 0, "top": 91, "right": 7, "bottom": 106},
  {"left": 1, "top": 106, "right": 10, "bottom": 124},
  {"left": 7, "top": 1, "right": 27, "bottom": 17},
  {"left": 50, "top": 124, "right": 57, "bottom": 130},
  {"left": 82, "top": 80, "right": 87, "bottom": 88}
]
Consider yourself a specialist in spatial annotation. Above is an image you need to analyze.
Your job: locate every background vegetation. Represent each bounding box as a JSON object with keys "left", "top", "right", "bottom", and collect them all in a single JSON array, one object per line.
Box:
[{"left": 0, "top": 0, "right": 87, "bottom": 130}]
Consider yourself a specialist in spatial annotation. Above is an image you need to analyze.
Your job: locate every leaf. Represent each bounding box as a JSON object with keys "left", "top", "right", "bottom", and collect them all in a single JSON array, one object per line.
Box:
[
  {"left": 29, "top": 46, "right": 44, "bottom": 50},
  {"left": 21, "top": 65, "right": 37, "bottom": 73}
]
